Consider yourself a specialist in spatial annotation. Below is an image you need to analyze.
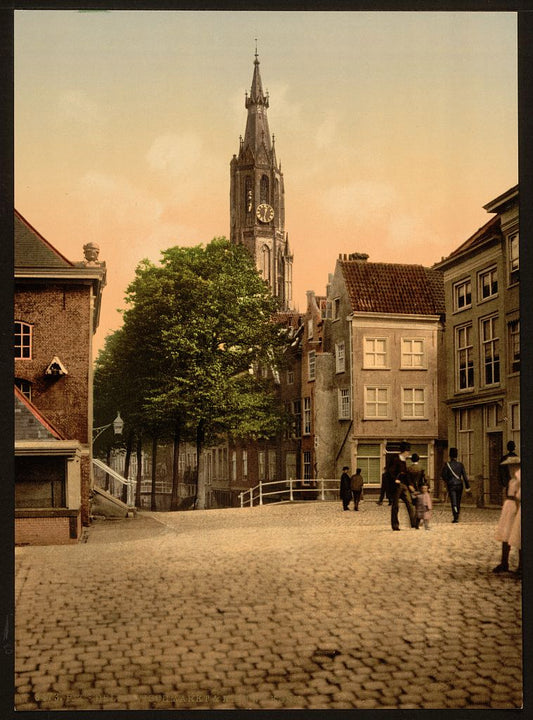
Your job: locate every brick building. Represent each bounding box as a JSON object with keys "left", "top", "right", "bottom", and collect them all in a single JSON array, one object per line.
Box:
[{"left": 14, "top": 210, "right": 106, "bottom": 544}]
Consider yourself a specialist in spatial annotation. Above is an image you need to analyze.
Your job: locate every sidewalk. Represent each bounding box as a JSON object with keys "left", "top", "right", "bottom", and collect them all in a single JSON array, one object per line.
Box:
[{"left": 15, "top": 500, "right": 522, "bottom": 710}]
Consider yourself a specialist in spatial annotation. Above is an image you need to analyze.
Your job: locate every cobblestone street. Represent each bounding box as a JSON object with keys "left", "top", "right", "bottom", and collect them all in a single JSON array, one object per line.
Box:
[{"left": 15, "top": 500, "right": 522, "bottom": 711}]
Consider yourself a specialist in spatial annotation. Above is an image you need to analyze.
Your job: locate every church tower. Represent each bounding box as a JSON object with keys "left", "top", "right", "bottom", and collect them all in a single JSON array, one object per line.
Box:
[{"left": 230, "top": 50, "right": 293, "bottom": 310}]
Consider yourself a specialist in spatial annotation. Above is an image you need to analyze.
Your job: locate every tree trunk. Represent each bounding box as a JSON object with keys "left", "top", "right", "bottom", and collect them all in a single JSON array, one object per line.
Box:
[
  {"left": 195, "top": 420, "right": 206, "bottom": 510},
  {"left": 170, "top": 423, "right": 181, "bottom": 511},
  {"left": 135, "top": 433, "right": 143, "bottom": 508},
  {"left": 151, "top": 435, "right": 158, "bottom": 511},
  {"left": 121, "top": 430, "right": 134, "bottom": 504}
]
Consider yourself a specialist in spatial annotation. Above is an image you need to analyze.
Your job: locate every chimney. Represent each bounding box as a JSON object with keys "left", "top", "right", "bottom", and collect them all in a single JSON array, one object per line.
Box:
[{"left": 348, "top": 253, "right": 369, "bottom": 262}]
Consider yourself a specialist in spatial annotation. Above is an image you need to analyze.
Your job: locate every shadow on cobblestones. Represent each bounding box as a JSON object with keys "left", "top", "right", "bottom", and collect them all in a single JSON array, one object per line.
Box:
[{"left": 15, "top": 501, "right": 522, "bottom": 711}]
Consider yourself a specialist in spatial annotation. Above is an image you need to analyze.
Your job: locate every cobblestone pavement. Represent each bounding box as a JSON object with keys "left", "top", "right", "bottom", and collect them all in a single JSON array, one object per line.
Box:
[{"left": 15, "top": 500, "right": 522, "bottom": 711}]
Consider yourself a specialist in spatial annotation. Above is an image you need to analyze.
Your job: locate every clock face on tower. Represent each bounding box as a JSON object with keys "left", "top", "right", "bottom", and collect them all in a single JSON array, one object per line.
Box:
[{"left": 256, "top": 203, "right": 274, "bottom": 223}]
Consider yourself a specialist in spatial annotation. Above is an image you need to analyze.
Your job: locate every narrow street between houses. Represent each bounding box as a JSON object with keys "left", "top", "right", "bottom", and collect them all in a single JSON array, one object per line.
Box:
[{"left": 15, "top": 500, "right": 522, "bottom": 711}]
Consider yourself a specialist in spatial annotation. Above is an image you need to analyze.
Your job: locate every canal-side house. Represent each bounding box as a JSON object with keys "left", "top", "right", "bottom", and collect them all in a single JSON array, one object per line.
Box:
[
  {"left": 318, "top": 253, "right": 447, "bottom": 495},
  {"left": 14, "top": 210, "right": 106, "bottom": 543},
  {"left": 433, "top": 185, "right": 519, "bottom": 505}
]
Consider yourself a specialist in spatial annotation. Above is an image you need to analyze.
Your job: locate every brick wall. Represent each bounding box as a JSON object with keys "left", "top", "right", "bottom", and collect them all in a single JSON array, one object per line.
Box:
[{"left": 15, "top": 514, "right": 82, "bottom": 546}]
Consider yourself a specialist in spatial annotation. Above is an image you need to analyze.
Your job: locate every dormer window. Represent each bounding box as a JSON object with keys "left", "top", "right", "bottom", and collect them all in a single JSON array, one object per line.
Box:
[{"left": 14, "top": 321, "right": 32, "bottom": 359}]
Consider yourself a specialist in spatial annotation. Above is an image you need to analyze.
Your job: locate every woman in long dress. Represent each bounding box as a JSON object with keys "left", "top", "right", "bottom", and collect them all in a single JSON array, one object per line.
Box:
[{"left": 493, "top": 457, "right": 521, "bottom": 575}]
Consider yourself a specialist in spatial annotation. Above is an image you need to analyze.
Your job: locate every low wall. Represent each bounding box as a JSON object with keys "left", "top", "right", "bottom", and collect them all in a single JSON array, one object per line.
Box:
[{"left": 15, "top": 509, "right": 82, "bottom": 545}]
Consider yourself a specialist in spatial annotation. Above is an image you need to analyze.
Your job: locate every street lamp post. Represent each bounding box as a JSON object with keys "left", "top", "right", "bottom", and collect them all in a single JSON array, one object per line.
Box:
[{"left": 93, "top": 411, "right": 124, "bottom": 441}]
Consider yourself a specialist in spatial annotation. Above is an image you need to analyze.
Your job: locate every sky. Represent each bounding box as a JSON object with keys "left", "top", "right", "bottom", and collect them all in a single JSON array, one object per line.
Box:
[{"left": 14, "top": 10, "right": 517, "bottom": 356}]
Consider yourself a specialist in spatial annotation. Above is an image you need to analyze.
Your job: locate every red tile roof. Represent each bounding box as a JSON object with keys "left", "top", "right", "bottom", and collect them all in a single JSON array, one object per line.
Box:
[{"left": 340, "top": 261, "right": 445, "bottom": 316}]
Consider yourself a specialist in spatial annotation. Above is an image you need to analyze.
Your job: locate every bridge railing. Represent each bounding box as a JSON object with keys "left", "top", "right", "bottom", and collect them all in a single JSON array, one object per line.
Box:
[
  {"left": 238, "top": 479, "right": 339, "bottom": 508},
  {"left": 92, "top": 457, "right": 136, "bottom": 508}
]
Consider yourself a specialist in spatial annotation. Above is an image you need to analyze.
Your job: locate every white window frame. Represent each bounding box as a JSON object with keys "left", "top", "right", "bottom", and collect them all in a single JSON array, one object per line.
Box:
[
  {"left": 401, "top": 387, "right": 427, "bottom": 419},
  {"left": 455, "top": 324, "right": 474, "bottom": 391},
  {"left": 308, "top": 350, "right": 316, "bottom": 381},
  {"left": 268, "top": 450, "right": 276, "bottom": 481},
  {"left": 287, "top": 368, "right": 294, "bottom": 385},
  {"left": 510, "top": 402, "right": 520, "bottom": 452},
  {"left": 457, "top": 408, "right": 473, "bottom": 476},
  {"left": 242, "top": 449, "right": 248, "bottom": 480},
  {"left": 453, "top": 278, "right": 472, "bottom": 312},
  {"left": 231, "top": 451, "right": 237, "bottom": 482},
  {"left": 292, "top": 399, "right": 302, "bottom": 438},
  {"left": 338, "top": 388, "right": 351, "bottom": 419},
  {"left": 364, "top": 386, "right": 390, "bottom": 419},
  {"left": 332, "top": 297, "right": 341, "bottom": 321},
  {"left": 401, "top": 338, "right": 426, "bottom": 369},
  {"left": 15, "top": 378, "right": 32, "bottom": 401},
  {"left": 258, "top": 451, "right": 265, "bottom": 481},
  {"left": 480, "top": 314, "right": 500, "bottom": 387},
  {"left": 15, "top": 321, "right": 32, "bottom": 360},
  {"left": 508, "top": 233, "right": 519, "bottom": 286},
  {"left": 335, "top": 341, "right": 345, "bottom": 373},
  {"left": 363, "top": 337, "right": 389, "bottom": 369},
  {"left": 478, "top": 266, "right": 498, "bottom": 302},
  {"left": 303, "top": 397, "right": 311, "bottom": 435},
  {"left": 303, "top": 450, "right": 312, "bottom": 480},
  {"left": 508, "top": 319, "right": 520, "bottom": 374}
]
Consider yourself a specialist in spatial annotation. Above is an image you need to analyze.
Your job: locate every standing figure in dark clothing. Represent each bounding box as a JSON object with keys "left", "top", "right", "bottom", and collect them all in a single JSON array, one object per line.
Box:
[
  {"left": 441, "top": 447, "right": 471, "bottom": 523},
  {"left": 499, "top": 441, "right": 518, "bottom": 493},
  {"left": 377, "top": 470, "right": 393, "bottom": 505},
  {"left": 350, "top": 468, "right": 364, "bottom": 511},
  {"left": 340, "top": 466, "right": 352, "bottom": 511},
  {"left": 388, "top": 442, "right": 417, "bottom": 531}
]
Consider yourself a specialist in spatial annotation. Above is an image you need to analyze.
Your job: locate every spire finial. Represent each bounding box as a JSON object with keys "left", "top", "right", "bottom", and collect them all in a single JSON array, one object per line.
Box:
[{"left": 254, "top": 38, "right": 259, "bottom": 63}]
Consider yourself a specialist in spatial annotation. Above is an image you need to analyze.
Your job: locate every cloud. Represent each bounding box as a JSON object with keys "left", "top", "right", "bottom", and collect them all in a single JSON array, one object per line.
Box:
[
  {"left": 315, "top": 113, "right": 337, "bottom": 149},
  {"left": 146, "top": 133, "right": 203, "bottom": 178},
  {"left": 57, "top": 90, "right": 102, "bottom": 125}
]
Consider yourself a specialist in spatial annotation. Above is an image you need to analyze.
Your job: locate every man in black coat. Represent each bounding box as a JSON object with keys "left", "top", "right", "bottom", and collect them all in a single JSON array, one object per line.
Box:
[
  {"left": 339, "top": 466, "right": 352, "bottom": 511},
  {"left": 441, "top": 447, "right": 471, "bottom": 523},
  {"left": 388, "top": 442, "right": 417, "bottom": 531}
]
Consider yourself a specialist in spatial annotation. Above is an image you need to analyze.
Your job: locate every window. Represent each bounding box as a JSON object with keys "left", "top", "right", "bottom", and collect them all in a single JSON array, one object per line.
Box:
[
  {"left": 242, "top": 450, "right": 248, "bottom": 480},
  {"left": 510, "top": 403, "right": 520, "bottom": 452},
  {"left": 15, "top": 456, "right": 66, "bottom": 508},
  {"left": 333, "top": 298, "right": 340, "bottom": 320},
  {"left": 453, "top": 279, "right": 472, "bottom": 311},
  {"left": 303, "top": 397, "right": 311, "bottom": 435},
  {"left": 401, "top": 338, "right": 425, "bottom": 368},
  {"left": 268, "top": 450, "right": 276, "bottom": 481},
  {"left": 481, "top": 315, "right": 500, "bottom": 386},
  {"left": 15, "top": 321, "right": 32, "bottom": 359},
  {"left": 478, "top": 267, "right": 498, "bottom": 301},
  {"left": 308, "top": 350, "right": 316, "bottom": 380},
  {"left": 402, "top": 388, "right": 426, "bottom": 418},
  {"left": 338, "top": 388, "right": 351, "bottom": 419},
  {"left": 508, "top": 233, "right": 519, "bottom": 285},
  {"left": 231, "top": 451, "right": 237, "bottom": 482},
  {"left": 307, "top": 318, "right": 313, "bottom": 338},
  {"left": 335, "top": 342, "right": 345, "bottom": 373},
  {"left": 258, "top": 451, "right": 265, "bottom": 481},
  {"left": 15, "top": 378, "right": 32, "bottom": 401},
  {"left": 363, "top": 338, "right": 388, "bottom": 368},
  {"left": 485, "top": 403, "right": 502, "bottom": 431},
  {"left": 457, "top": 408, "right": 473, "bottom": 476},
  {"left": 260, "top": 174, "right": 269, "bottom": 204},
  {"left": 245, "top": 177, "right": 253, "bottom": 213},
  {"left": 356, "top": 444, "right": 381, "bottom": 484},
  {"left": 456, "top": 324, "right": 474, "bottom": 390},
  {"left": 364, "top": 386, "right": 390, "bottom": 419},
  {"left": 292, "top": 400, "right": 301, "bottom": 438},
  {"left": 287, "top": 368, "right": 294, "bottom": 385},
  {"left": 262, "top": 245, "right": 271, "bottom": 282},
  {"left": 508, "top": 320, "right": 520, "bottom": 373},
  {"left": 303, "top": 451, "right": 312, "bottom": 480}
]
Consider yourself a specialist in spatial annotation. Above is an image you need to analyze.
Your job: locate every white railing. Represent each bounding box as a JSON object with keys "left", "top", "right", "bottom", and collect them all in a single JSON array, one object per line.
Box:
[
  {"left": 92, "top": 458, "right": 136, "bottom": 509},
  {"left": 239, "top": 478, "right": 339, "bottom": 508}
]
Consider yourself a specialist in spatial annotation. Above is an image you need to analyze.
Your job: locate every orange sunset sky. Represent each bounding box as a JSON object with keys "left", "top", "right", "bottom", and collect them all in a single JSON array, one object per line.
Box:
[{"left": 15, "top": 10, "right": 517, "bottom": 356}]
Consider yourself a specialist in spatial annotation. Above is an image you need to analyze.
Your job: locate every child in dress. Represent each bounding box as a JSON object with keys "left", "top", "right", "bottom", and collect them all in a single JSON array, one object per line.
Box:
[
  {"left": 415, "top": 483, "right": 433, "bottom": 530},
  {"left": 493, "top": 456, "right": 521, "bottom": 574}
]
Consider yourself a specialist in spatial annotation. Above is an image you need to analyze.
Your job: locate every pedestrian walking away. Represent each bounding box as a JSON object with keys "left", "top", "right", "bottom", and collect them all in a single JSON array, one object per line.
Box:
[
  {"left": 350, "top": 468, "right": 364, "bottom": 511},
  {"left": 441, "top": 448, "right": 471, "bottom": 523},
  {"left": 340, "top": 466, "right": 352, "bottom": 511},
  {"left": 388, "top": 442, "right": 417, "bottom": 531},
  {"left": 414, "top": 483, "right": 433, "bottom": 530},
  {"left": 493, "top": 456, "right": 521, "bottom": 576}
]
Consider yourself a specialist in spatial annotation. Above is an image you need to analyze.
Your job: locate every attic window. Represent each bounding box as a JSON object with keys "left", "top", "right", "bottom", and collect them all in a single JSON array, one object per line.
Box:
[{"left": 15, "top": 378, "right": 32, "bottom": 401}]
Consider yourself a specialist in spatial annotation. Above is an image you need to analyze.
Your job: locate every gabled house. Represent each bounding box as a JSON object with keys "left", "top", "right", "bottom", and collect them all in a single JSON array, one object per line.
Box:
[
  {"left": 14, "top": 211, "right": 106, "bottom": 543},
  {"left": 433, "top": 185, "right": 519, "bottom": 505},
  {"left": 319, "top": 253, "right": 446, "bottom": 492}
]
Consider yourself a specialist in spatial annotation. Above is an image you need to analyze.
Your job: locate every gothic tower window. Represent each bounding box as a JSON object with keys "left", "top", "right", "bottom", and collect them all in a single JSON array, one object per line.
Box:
[
  {"left": 260, "top": 175, "right": 269, "bottom": 204},
  {"left": 245, "top": 177, "right": 252, "bottom": 213},
  {"left": 262, "top": 245, "right": 271, "bottom": 282}
]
